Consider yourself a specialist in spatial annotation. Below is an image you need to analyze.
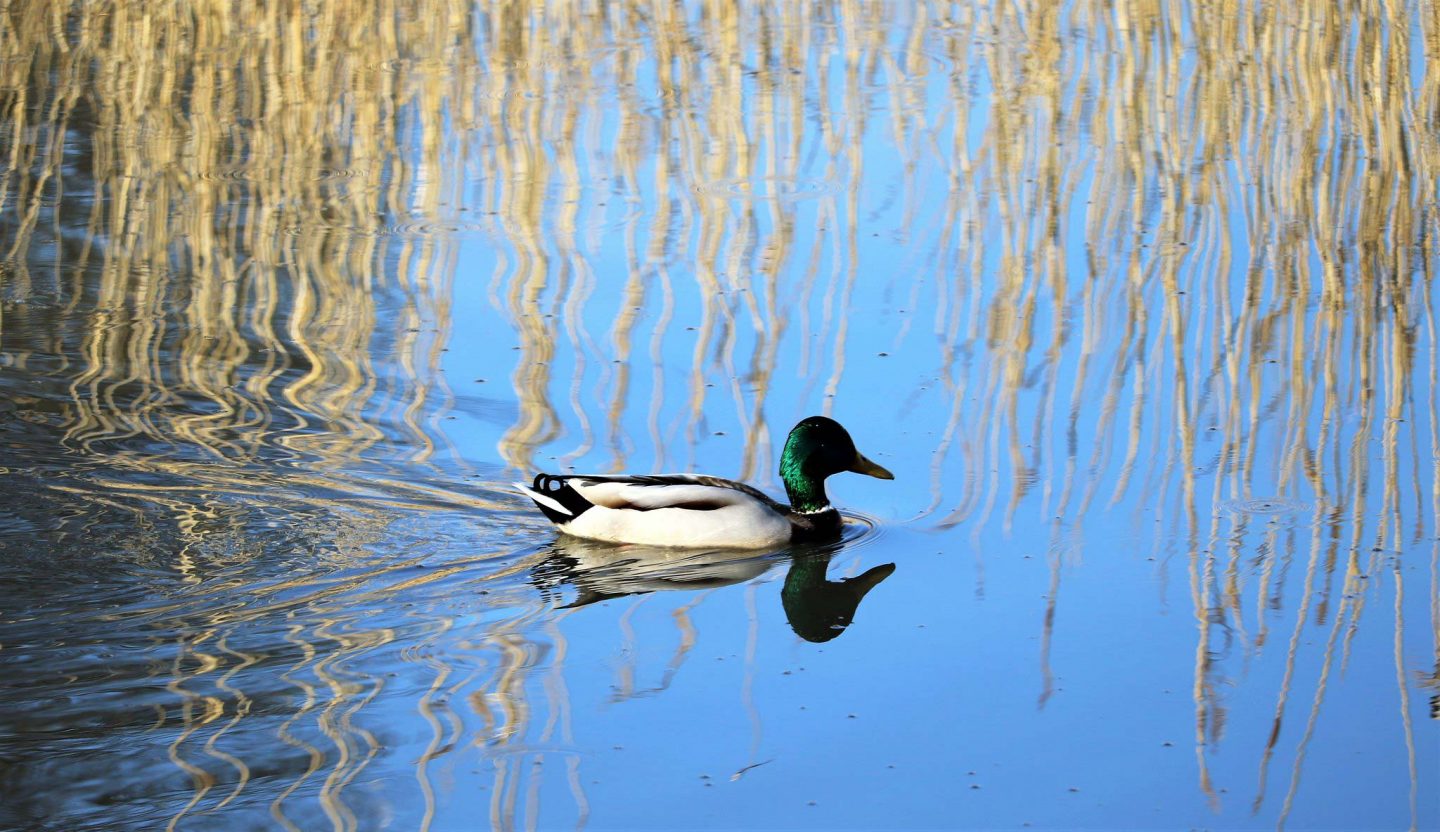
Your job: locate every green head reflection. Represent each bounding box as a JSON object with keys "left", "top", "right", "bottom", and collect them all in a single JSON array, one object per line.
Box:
[{"left": 780, "top": 553, "right": 896, "bottom": 642}]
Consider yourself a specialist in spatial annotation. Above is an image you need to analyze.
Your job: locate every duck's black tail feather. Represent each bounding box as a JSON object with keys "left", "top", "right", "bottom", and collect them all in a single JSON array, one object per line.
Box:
[{"left": 519, "top": 474, "right": 595, "bottom": 525}]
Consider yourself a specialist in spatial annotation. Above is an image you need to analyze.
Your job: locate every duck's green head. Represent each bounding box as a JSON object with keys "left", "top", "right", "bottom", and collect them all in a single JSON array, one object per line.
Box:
[{"left": 779, "top": 416, "right": 893, "bottom": 512}]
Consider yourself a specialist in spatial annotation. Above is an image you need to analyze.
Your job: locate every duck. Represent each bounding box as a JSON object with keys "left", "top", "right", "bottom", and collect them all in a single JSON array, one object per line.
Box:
[{"left": 515, "top": 415, "right": 893, "bottom": 548}]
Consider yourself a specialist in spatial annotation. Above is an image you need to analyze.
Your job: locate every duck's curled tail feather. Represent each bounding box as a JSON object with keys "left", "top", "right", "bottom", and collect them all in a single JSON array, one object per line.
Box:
[{"left": 515, "top": 475, "right": 595, "bottom": 525}]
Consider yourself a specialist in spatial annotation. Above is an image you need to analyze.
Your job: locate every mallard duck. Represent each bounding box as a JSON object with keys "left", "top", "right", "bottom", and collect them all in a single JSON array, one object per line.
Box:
[{"left": 515, "top": 416, "right": 893, "bottom": 548}]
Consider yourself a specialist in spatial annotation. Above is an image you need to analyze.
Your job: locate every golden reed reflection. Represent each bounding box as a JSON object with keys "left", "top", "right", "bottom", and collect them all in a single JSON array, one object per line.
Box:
[
  {"left": 0, "top": 1, "right": 513, "bottom": 830},
  {"left": 0, "top": 0, "right": 477, "bottom": 477},
  {"left": 2, "top": 0, "right": 1438, "bottom": 829}
]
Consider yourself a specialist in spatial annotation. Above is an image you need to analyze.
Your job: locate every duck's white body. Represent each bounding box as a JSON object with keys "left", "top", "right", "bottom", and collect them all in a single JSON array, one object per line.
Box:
[{"left": 515, "top": 474, "right": 795, "bottom": 549}]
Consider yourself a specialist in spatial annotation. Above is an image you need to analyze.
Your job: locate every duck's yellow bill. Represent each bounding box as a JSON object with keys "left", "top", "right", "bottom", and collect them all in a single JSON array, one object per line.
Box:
[{"left": 850, "top": 454, "right": 894, "bottom": 480}]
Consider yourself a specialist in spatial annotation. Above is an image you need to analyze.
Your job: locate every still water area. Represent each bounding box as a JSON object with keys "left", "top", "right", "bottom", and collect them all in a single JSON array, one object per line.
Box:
[{"left": 1, "top": 2, "right": 1438, "bottom": 829}]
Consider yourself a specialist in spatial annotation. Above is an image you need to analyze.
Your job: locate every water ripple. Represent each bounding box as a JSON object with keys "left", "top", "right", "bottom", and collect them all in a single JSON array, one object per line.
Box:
[
  {"left": 692, "top": 176, "right": 840, "bottom": 201},
  {"left": 279, "top": 220, "right": 492, "bottom": 239},
  {"left": 1217, "top": 497, "right": 1314, "bottom": 517}
]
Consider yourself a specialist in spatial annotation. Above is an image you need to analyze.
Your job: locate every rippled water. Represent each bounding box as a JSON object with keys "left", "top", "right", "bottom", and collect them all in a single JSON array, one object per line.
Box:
[{"left": 2, "top": 1, "right": 1438, "bottom": 830}]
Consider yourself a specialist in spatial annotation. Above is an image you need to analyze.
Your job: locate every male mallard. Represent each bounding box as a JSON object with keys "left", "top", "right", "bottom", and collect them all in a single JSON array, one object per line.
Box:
[{"left": 515, "top": 416, "right": 893, "bottom": 548}]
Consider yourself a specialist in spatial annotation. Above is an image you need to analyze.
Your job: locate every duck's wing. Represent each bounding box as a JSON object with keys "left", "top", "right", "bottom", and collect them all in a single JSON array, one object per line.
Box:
[{"left": 566, "top": 474, "right": 787, "bottom": 513}]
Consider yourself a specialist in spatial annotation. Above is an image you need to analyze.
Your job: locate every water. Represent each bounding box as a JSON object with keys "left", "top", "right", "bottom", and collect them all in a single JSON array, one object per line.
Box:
[{"left": 2, "top": 1, "right": 1438, "bottom": 829}]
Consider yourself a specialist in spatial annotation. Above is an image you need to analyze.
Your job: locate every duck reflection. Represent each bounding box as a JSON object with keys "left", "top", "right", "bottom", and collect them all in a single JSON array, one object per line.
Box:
[
  {"left": 781, "top": 553, "right": 896, "bottom": 642},
  {"left": 531, "top": 538, "right": 894, "bottom": 642}
]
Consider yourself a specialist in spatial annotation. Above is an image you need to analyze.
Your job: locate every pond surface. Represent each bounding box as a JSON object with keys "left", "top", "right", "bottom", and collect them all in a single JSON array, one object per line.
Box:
[{"left": 2, "top": 2, "right": 1438, "bottom": 830}]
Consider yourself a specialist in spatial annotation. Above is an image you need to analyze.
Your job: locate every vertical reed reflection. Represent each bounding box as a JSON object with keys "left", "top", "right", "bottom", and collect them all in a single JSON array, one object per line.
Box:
[
  {"left": 1, "top": 0, "right": 488, "bottom": 828},
  {"left": 1, "top": 0, "right": 472, "bottom": 477}
]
